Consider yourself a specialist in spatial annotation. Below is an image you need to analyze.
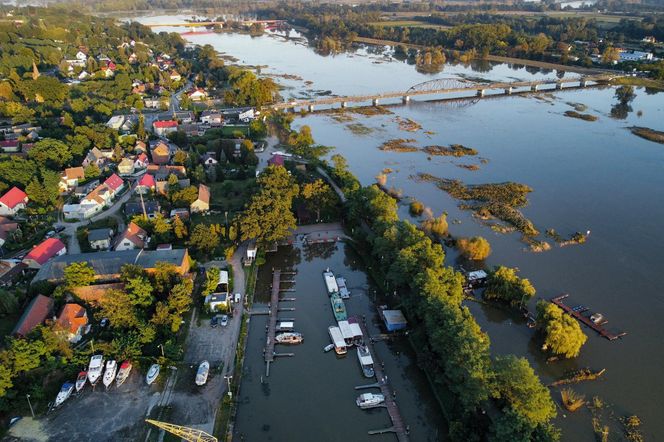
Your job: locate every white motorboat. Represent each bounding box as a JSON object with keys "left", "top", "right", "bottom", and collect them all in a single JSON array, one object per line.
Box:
[
  {"left": 323, "top": 268, "right": 339, "bottom": 296},
  {"left": 357, "top": 345, "right": 375, "bottom": 378},
  {"left": 146, "top": 364, "right": 160, "bottom": 385},
  {"left": 103, "top": 360, "right": 117, "bottom": 389},
  {"left": 323, "top": 344, "right": 335, "bottom": 352},
  {"left": 328, "top": 326, "right": 347, "bottom": 355},
  {"left": 336, "top": 276, "right": 350, "bottom": 299},
  {"left": 54, "top": 382, "right": 74, "bottom": 407},
  {"left": 87, "top": 355, "right": 104, "bottom": 385},
  {"left": 275, "top": 332, "right": 303, "bottom": 344},
  {"left": 115, "top": 361, "right": 132, "bottom": 387},
  {"left": 75, "top": 371, "right": 87, "bottom": 392},
  {"left": 195, "top": 360, "right": 210, "bottom": 386},
  {"left": 356, "top": 393, "right": 385, "bottom": 409}
]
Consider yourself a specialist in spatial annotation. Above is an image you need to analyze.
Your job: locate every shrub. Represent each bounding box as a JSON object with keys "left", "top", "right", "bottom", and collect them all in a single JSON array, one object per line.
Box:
[
  {"left": 457, "top": 236, "right": 491, "bottom": 260},
  {"left": 409, "top": 200, "right": 424, "bottom": 216}
]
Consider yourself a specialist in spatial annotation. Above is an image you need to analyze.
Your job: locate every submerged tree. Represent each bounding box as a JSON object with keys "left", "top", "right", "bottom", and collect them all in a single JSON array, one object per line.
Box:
[{"left": 536, "top": 301, "right": 587, "bottom": 358}]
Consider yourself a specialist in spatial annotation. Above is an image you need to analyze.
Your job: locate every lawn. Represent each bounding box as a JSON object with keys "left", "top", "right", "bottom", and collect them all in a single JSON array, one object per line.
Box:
[
  {"left": 208, "top": 178, "right": 258, "bottom": 216},
  {"left": 368, "top": 20, "right": 450, "bottom": 30}
]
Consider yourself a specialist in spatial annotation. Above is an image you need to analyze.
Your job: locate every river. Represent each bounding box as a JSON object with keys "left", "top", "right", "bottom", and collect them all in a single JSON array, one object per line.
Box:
[{"left": 141, "top": 18, "right": 664, "bottom": 440}]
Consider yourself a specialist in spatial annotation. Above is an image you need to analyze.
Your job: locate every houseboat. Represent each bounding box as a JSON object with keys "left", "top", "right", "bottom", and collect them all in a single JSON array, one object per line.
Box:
[
  {"left": 330, "top": 293, "right": 348, "bottom": 321},
  {"left": 336, "top": 276, "right": 350, "bottom": 299},
  {"left": 323, "top": 268, "right": 339, "bottom": 296},
  {"left": 357, "top": 345, "right": 375, "bottom": 378},
  {"left": 275, "top": 332, "right": 303, "bottom": 344},
  {"left": 347, "top": 317, "right": 364, "bottom": 346},
  {"left": 276, "top": 321, "right": 295, "bottom": 332},
  {"left": 328, "top": 326, "right": 347, "bottom": 355},
  {"left": 356, "top": 392, "right": 384, "bottom": 409}
]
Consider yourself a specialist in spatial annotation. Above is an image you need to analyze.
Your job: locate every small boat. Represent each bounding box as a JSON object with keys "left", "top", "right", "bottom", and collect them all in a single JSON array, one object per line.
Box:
[
  {"left": 54, "top": 382, "right": 74, "bottom": 407},
  {"left": 116, "top": 361, "right": 132, "bottom": 387},
  {"left": 146, "top": 364, "right": 160, "bottom": 385},
  {"left": 323, "top": 344, "right": 335, "bottom": 352},
  {"left": 330, "top": 293, "right": 347, "bottom": 321},
  {"left": 336, "top": 276, "right": 350, "bottom": 299},
  {"left": 276, "top": 321, "right": 295, "bottom": 332},
  {"left": 328, "top": 326, "right": 347, "bottom": 355},
  {"left": 323, "top": 268, "right": 339, "bottom": 296},
  {"left": 356, "top": 392, "right": 385, "bottom": 409},
  {"left": 87, "top": 355, "right": 104, "bottom": 386},
  {"left": 103, "top": 360, "right": 117, "bottom": 389},
  {"left": 75, "top": 371, "right": 87, "bottom": 392},
  {"left": 590, "top": 313, "right": 604, "bottom": 324},
  {"left": 357, "top": 345, "right": 375, "bottom": 378},
  {"left": 195, "top": 360, "right": 210, "bottom": 386},
  {"left": 275, "top": 332, "right": 303, "bottom": 344}
]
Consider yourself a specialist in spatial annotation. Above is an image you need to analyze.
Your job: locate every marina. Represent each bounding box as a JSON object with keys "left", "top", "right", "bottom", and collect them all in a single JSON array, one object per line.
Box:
[
  {"left": 264, "top": 269, "right": 299, "bottom": 376},
  {"left": 550, "top": 295, "right": 627, "bottom": 341}
]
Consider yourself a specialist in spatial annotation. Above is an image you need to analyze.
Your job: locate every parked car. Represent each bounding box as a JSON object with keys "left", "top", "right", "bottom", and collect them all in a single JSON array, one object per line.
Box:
[
  {"left": 55, "top": 226, "right": 66, "bottom": 233},
  {"left": 210, "top": 316, "right": 218, "bottom": 328},
  {"left": 45, "top": 230, "right": 55, "bottom": 238},
  {"left": 234, "top": 293, "right": 241, "bottom": 304},
  {"left": 220, "top": 315, "right": 229, "bottom": 327}
]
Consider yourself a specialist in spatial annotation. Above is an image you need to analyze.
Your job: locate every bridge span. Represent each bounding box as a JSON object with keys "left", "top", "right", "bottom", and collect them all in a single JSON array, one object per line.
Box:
[
  {"left": 268, "top": 74, "right": 615, "bottom": 112},
  {"left": 142, "top": 19, "right": 286, "bottom": 28}
]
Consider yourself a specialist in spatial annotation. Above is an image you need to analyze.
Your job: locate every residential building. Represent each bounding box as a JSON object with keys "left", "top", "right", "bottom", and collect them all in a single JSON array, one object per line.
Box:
[
  {"left": 134, "top": 152, "right": 149, "bottom": 169},
  {"left": 268, "top": 154, "right": 285, "bottom": 167},
  {"left": 104, "top": 173, "right": 125, "bottom": 195},
  {"left": 117, "top": 157, "right": 135, "bottom": 175},
  {"left": 205, "top": 293, "right": 229, "bottom": 312},
  {"left": 82, "top": 147, "right": 106, "bottom": 168},
  {"left": 113, "top": 222, "right": 149, "bottom": 251},
  {"left": 153, "top": 120, "right": 178, "bottom": 136},
  {"left": 190, "top": 184, "right": 210, "bottom": 213},
  {"left": 200, "top": 111, "right": 223, "bottom": 126},
  {"left": 0, "top": 140, "right": 20, "bottom": 153},
  {"left": 170, "top": 208, "right": 190, "bottom": 220},
  {"left": 12, "top": 294, "right": 54, "bottom": 336},
  {"left": 619, "top": 50, "right": 654, "bottom": 62},
  {"left": 151, "top": 141, "right": 171, "bottom": 165},
  {"left": 169, "top": 70, "right": 182, "bottom": 81},
  {"left": 187, "top": 88, "right": 208, "bottom": 101},
  {"left": 0, "top": 217, "right": 19, "bottom": 247},
  {"left": 23, "top": 238, "right": 67, "bottom": 269},
  {"left": 71, "top": 282, "right": 125, "bottom": 303},
  {"left": 34, "top": 249, "right": 191, "bottom": 282},
  {"left": 136, "top": 173, "right": 156, "bottom": 194},
  {"left": 59, "top": 166, "right": 85, "bottom": 192},
  {"left": 56, "top": 303, "right": 89, "bottom": 343},
  {"left": 135, "top": 140, "right": 148, "bottom": 153},
  {"left": 125, "top": 200, "right": 160, "bottom": 218},
  {"left": 201, "top": 152, "right": 218, "bottom": 167},
  {"left": 88, "top": 228, "right": 113, "bottom": 250},
  {"left": 0, "top": 261, "right": 27, "bottom": 287},
  {"left": 106, "top": 115, "right": 125, "bottom": 130},
  {"left": 0, "top": 187, "right": 28, "bottom": 216}
]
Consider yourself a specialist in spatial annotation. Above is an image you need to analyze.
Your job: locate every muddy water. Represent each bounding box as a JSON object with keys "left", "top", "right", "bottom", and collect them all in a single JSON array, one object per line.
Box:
[
  {"left": 233, "top": 242, "right": 446, "bottom": 441},
  {"left": 140, "top": 18, "right": 664, "bottom": 440}
]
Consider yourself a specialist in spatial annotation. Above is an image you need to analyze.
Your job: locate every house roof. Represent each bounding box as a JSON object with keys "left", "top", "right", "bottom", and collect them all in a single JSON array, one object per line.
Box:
[
  {"left": 118, "top": 157, "right": 134, "bottom": 168},
  {"left": 72, "top": 282, "right": 125, "bottom": 303},
  {"left": 87, "top": 147, "right": 104, "bottom": 161},
  {"left": 187, "top": 88, "right": 207, "bottom": 96},
  {"left": 24, "top": 238, "right": 66, "bottom": 265},
  {"left": 152, "top": 142, "right": 170, "bottom": 157},
  {"left": 138, "top": 173, "right": 156, "bottom": 188},
  {"left": 0, "top": 186, "right": 28, "bottom": 209},
  {"left": 153, "top": 120, "right": 178, "bottom": 129},
  {"left": 56, "top": 303, "right": 87, "bottom": 334},
  {"left": 84, "top": 184, "right": 112, "bottom": 205},
  {"left": 34, "top": 249, "right": 189, "bottom": 282},
  {"left": 197, "top": 184, "right": 210, "bottom": 204},
  {"left": 115, "top": 221, "right": 147, "bottom": 249},
  {"left": 0, "top": 140, "right": 19, "bottom": 148},
  {"left": 136, "top": 152, "right": 148, "bottom": 163},
  {"left": 64, "top": 167, "right": 85, "bottom": 180},
  {"left": 88, "top": 228, "right": 112, "bottom": 242},
  {"left": 268, "top": 154, "right": 285, "bottom": 166},
  {"left": 125, "top": 200, "right": 160, "bottom": 216},
  {"left": 104, "top": 174, "right": 124, "bottom": 191},
  {"left": 12, "top": 294, "right": 54, "bottom": 336}
]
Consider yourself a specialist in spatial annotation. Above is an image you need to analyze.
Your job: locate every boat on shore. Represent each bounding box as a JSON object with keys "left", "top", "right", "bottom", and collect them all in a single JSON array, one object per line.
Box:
[
  {"left": 328, "top": 326, "right": 347, "bottom": 355},
  {"left": 54, "top": 382, "right": 74, "bottom": 408},
  {"left": 323, "top": 268, "right": 339, "bottom": 296},
  {"left": 275, "top": 332, "right": 303, "bottom": 344},
  {"left": 116, "top": 361, "right": 132, "bottom": 387},
  {"left": 195, "top": 360, "right": 210, "bottom": 386},
  {"left": 336, "top": 276, "right": 350, "bottom": 299},
  {"left": 75, "top": 371, "right": 87, "bottom": 392},
  {"left": 103, "top": 360, "right": 117, "bottom": 389},
  {"left": 330, "top": 293, "right": 347, "bottom": 321},
  {"left": 146, "top": 364, "right": 160, "bottom": 385},
  {"left": 356, "top": 392, "right": 384, "bottom": 409},
  {"left": 87, "top": 355, "right": 104, "bottom": 386},
  {"left": 357, "top": 345, "right": 375, "bottom": 378}
]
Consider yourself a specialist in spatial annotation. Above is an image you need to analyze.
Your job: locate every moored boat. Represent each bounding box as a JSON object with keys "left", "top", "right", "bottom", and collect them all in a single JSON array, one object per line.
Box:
[
  {"left": 75, "top": 371, "right": 87, "bottom": 392},
  {"left": 330, "top": 293, "right": 347, "bottom": 321},
  {"left": 356, "top": 392, "right": 384, "bottom": 409},
  {"left": 146, "top": 364, "right": 160, "bottom": 385},
  {"left": 323, "top": 268, "right": 339, "bottom": 296},
  {"left": 103, "top": 360, "right": 117, "bottom": 389},
  {"left": 323, "top": 343, "right": 335, "bottom": 352},
  {"left": 336, "top": 276, "right": 350, "bottom": 299},
  {"left": 328, "top": 326, "right": 347, "bottom": 355},
  {"left": 275, "top": 332, "right": 303, "bottom": 344},
  {"left": 87, "top": 355, "right": 104, "bottom": 385},
  {"left": 115, "top": 361, "right": 132, "bottom": 387},
  {"left": 195, "top": 360, "right": 210, "bottom": 386},
  {"left": 54, "top": 382, "right": 74, "bottom": 407},
  {"left": 357, "top": 345, "right": 375, "bottom": 378}
]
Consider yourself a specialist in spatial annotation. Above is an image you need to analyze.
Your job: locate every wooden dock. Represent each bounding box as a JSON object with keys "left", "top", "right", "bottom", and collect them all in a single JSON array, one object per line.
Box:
[
  {"left": 358, "top": 320, "right": 409, "bottom": 441},
  {"left": 550, "top": 295, "right": 627, "bottom": 341},
  {"left": 265, "top": 269, "right": 282, "bottom": 376}
]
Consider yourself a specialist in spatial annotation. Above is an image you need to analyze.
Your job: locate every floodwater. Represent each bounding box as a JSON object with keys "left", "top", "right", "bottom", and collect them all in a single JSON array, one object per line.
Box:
[
  {"left": 141, "top": 19, "right": 664, "bottom": 440},
  {"left": 233, "top": 242, "right": 446, "bottom": 441}
]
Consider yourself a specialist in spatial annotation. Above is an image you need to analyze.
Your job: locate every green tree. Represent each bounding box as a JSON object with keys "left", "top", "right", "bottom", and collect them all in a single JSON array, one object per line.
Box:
[
  {"left": 421, "top": 213, "right": 448, "bottom": 237},
  {"left": 152, "top": 214, "right": 173, "bottom": 243},
  {"left": 9, "top": 338, "right": 46, "bottom": 373},
  {"left": 301, "top": 179, "right": 335, "bottom": 221},
  {"left": 152, "top": 262, "right": 178, "bottom": 294},
  {"left": 0, "top": 363, "right": 13, "bottom": 397},
  {"left": 63, "top": 262, "right": 95, "bottom": 288},
  {"left": 188, "top": 224, "right": 221, "bottom": 256},
  {"left": 125, "top": 276, "right": 154, "bottom": 308},
  {"left": 99, "top": 289, "right": 139, "bottom": 329},
  {"left": 28, "top": 138, "right": 72, "bottom": 168},
  {"left": 536, "top": 301, "right": 587, "bottom": 358},
  {"left": 173, "top": 215, "right": 188, "bottom": 239},
  {"left": 204, "top": 267, "right": 220, "bottom": 295},
  {"left": 84, "top": 163, "right": 101, "bottom": 179},
  {"left": 457, "top": 236, "right": 491, "bottom": 260},
  {"left": 173, "top": 150, "right": 188, "bottom": 165},
  {"left": 136, "top": 114, "right": 146, "bottom": 140},
  {"left": 484, "top": 266, "right": 536, "bottom": 307},
  {"left": 223, "top": 68, "right": 278, "bottom": 107}
]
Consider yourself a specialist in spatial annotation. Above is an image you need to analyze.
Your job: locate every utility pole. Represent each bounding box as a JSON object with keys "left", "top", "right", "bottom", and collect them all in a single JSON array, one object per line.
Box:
[{"left": 26, "top": 394, "right": 35, "bottom": 418}]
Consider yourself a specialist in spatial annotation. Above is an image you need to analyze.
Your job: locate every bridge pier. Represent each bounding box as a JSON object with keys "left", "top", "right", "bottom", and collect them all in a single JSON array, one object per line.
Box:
[
  {"left": 504, "top": 87, "right": 513, "bottom": 95},
  {"left": 402, "top": 95, "right": 410, "bottom": 104},
  {"left": 531, "top": 84, "right": 539, "bottom": 92},
  {"left": 307, "top": 105, "right": 314, "bottom": 113},
  {"left": 341, "top": 101, "right": 347, "bottom": 109},
  {"left": 372, "top": 98, "right": 379, "bottom": 107},
  {"left": 556, "top": 82, "right": 564, "bottom": 90},
  {"left": 477, "top": 89, "right": 485, "bottom": 98},
  {"left": 580, "top": 79, "right": 588, "bottom": 88}
]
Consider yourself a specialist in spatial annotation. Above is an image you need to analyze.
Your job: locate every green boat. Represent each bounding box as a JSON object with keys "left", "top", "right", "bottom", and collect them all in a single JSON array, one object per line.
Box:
[{"left": 331, "top": 293, "right": 348, "bottom": 321}]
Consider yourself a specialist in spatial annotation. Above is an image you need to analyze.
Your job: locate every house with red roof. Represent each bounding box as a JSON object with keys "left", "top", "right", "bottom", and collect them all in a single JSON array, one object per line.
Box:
[
  {"left": 23, "top": 238, "right": 67, "bottom": 269},
  {"left": 190, "top": 184, "right": 210, "bottom": 213},
  {"left": 12, "top": 294, "right": 54, "bottom": 336},
  {"left": 114, "top": 222, "right": 149, "bottom": 251},
  {"left": 0, "top": 216, "right": 19, "bottom": 247},
  {"left": 153, "top": 120, "right": 178, "bottom": 136},
  {"left": 268, "top": 154, "right": 285, "bottom": 167},
  {"left": 0, "top": 140, "right": 20, "bottom": 153},
  {"left": 0, "top": 186, "right": 28, "bottom": 216},
  {"left": 104, "top": 173, "right": 125, "bottom": 195},
  {"left": 187, "top": 87, "right": 208, "bottom": 101},
  {"left": 59, "top": 166, "right": 85, "bottom": 193},
  {"left": 151, "top": 141, "right": 171, "bottom": 165},
  {"left": 56, "top": 303, "right": 89, "bottom": 343},
  {"left": 134, "top": 152, "right": 149, "bottom": 169},
  {"left": 136, "top": 173, "right": 156, "bottom": 194}
]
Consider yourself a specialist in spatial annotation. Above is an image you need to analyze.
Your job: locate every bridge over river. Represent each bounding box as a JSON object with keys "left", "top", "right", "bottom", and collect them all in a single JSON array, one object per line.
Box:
[{"left": 269, "top": 74, "right": 617, "bottom": 112}]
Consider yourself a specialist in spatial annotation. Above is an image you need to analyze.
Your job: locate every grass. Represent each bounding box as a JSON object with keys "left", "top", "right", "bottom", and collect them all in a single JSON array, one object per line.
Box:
[
  {"left": 423, "top": 144, "right": 478, "bottom": 157},
  {"left": 630, "top": 126, "right": 664, "bottom": 144},
  {"left": 207, "top": 178, "right": 258, "bottom": 217},
  {"left": 368, "top": 20, "right": 450, "bottom": 30},
  {"left": 564, "top": 110, "right": 598, "bottom": 122},
  {"left": 379, "top": 138, "right": 419, "bottom": 152}
]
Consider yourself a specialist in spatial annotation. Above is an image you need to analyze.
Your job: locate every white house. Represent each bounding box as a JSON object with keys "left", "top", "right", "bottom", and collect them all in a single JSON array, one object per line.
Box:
[
  {"left": 187, "top": 88, "right": 208, "bottom": 101},
  {"left": 59, "top": 167, "right": 85, "bottom": 193},
  {"left": 0, "top": 187, "right": 28, "bottom": 216},
  {"left": 87, "top": 228, "right": 113, "bottom": 250},
  {"left": 113, "top": 222, "right": 149, "bottom": 251},
  {"left": 75, "top": 51, "right": 87, "bottom": 61}
]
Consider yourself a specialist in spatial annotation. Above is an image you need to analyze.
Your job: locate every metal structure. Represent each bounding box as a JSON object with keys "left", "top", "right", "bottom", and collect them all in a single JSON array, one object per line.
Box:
[
  {"left": 145, "top": 419, "right": 217, "bottom": 442},
  {"left": 406, "top": 77, "right": 474, "bottom": 93}
]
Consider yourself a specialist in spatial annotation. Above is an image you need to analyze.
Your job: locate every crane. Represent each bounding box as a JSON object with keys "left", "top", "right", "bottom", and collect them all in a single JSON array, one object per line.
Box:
[{"left": 145, "top": 419, "right": 218, "bottom": 442}]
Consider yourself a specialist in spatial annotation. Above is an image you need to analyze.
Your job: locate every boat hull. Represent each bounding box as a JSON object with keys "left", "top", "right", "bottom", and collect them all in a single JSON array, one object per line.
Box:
[{"left": 146, "top": 364, "right": 160, "bottom": 385}]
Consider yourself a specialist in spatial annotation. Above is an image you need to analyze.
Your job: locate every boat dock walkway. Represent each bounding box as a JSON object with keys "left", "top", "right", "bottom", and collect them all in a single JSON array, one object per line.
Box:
[
  {"left": 551, "top": 295, "right": 627, "bottom": 341},
  {"left": 358, "top": 320, "right": 409, "bottom": 441},
  {"left": 265, "top": 269, "right": 282, "bottom": 376}
]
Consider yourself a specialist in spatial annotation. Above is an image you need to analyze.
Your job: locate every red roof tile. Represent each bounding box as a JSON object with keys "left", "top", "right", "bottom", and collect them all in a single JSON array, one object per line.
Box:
[
  {"left": 12, "top": 295, "right": 54, "bottom": 336},
  {"left": 56, "top": 303, "right": 88, "bottom": 334},
  {"left": 104, "top": 173, "right": 124, "bottom": 191},
  {"left": 0, "top": 186, "right": 28, "bottom": 209},
  {"left": 154, "top": 120, "right": 178, "bottom": 128},
  {"left": 24, "top": 238, "right": 66, "bottom": 265},
  {"left": 138, "top": 174, "right": 155, "bottom": 188}
]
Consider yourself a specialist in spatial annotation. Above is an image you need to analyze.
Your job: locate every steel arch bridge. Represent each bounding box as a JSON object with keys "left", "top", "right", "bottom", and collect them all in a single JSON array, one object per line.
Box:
[{"left": 406, "top": 77, "right": 476, "bottom": 94}]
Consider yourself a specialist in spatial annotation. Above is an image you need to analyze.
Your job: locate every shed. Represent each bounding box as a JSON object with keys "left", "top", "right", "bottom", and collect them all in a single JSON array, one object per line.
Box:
[{"left": 381, "top": 309, "right": 408, "bottom": 332}]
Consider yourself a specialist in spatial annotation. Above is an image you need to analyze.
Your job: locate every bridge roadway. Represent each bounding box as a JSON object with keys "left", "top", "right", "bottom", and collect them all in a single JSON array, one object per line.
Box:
[
  {"left": 268, "top": 74, "right": 615, "bottom": 111},
  {"left": 142, "top": 19, "right": 286, "bottom": 28}
]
